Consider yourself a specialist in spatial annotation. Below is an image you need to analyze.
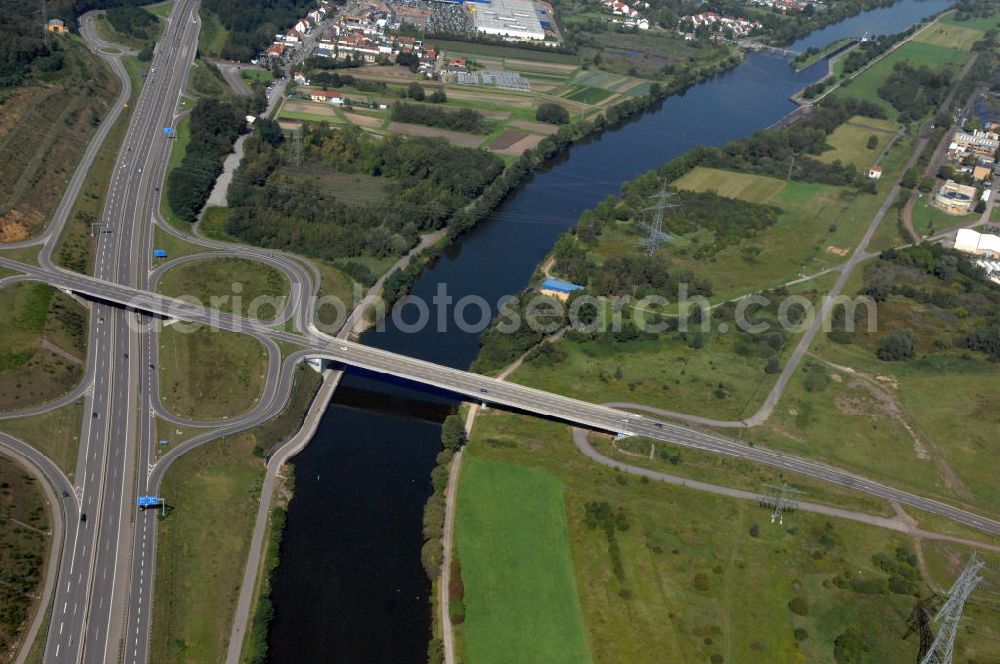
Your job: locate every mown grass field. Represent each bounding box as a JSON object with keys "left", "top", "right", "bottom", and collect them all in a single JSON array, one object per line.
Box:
[
  {"left": 834, "top": 41, "right": 970, "bottom": 118},
  {"left": 816, "top": 116, "right": 899, "bottom": 168},
  {"left": 913, "top": 21, "right": 984, "bottom": 50},
  {"left": 909, "top": 198, "right": 971, "bottom": 236},
  {"left": 457, "top": 411, "right": 998, "bottom": 663},
  {"left": 455, "top": 457, "right": 592, "bottom": 664},
  {"left": 673, "top": 166, "right": 787, "bottom": 204},
  {"left": 156, "top": 256, "right": 290, "bottom": 320},
  {"left": 158, "top": 325, "right": 268, "bottom": 420},
  {"left": 0, "top": 283, "right": 87, "bottom": 411}
]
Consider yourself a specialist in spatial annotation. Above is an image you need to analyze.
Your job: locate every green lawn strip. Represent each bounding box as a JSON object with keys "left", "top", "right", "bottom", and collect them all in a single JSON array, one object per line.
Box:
[
  {"left": 0, "top": 400, "right": 84, "bottom": 478},
  {"left": 462, "top": 410, "right": 979, "bottom": 663},
  {"left": 0, "top": 245, "right": 41, "bottom": 266},
  {"left": 150, "top": 226, "right": 207, "bottom": 265},
  {"left": 909, "top": 199, "right": 972, "bottom": 237},
  {"left": 456, "top": 456, "right": 592, "bottom": 664},
  {"left": 312, "top": 260, "right": 360, "bottom": 331},
  {"left": 0, "top": 283, "right": 87, "bottom": 412},
  {"left": 145, "top": 1, "right": 174, "bottom": 18},
  {"left": 155, "top": 256, "right": 290, "bottom": 320},
  {"left": 157, "top": 325, "right": 268, "bottom": 420},
  {"left": 151, "top": 365, "right": 320, "bottom": 664},
  {"left": 56, "top": 55, "right": 146, "bottom": 274},
  {"left": 0, "top": 454, "right": 51, "bottom": 656},
  {"left": 188, "top": 59, "right": 231, "bottom": 99},
  {"left": 432, "top": 40, "right": 579, "bottom": 64},
  {"left": 197, "top": 10, "right": 228, "bottom": 58},
  {"left": 239, "top": 69, "right": 273, "bottom": 86},
  {"left": 197, "top": 206, "right": 236, "bottom": 241}
]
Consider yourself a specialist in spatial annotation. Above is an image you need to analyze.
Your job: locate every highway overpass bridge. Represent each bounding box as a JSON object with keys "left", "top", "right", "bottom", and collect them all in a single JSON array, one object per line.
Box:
[{"left": 4, "top": 256, "right": 1000, "bottom": 538}]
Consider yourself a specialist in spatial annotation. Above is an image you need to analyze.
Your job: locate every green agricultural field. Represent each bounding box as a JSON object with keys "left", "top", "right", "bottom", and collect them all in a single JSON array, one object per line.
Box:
[
  {"left": 563, "top": 86, "right": 612, "bottom": 105},
  {"left": 834, "top": 41, "right": 970, "bottom": 118},
  {"left": 0, "top": 283, "right": 87, "bottom": 411},
  {"left": 673, "top": 166, "right": 787, "bottom": 204},
  {"left": 158, "top": 326, "right": 268, "bottom": 420},
  {"left": 458, "top": 411, "right": 998, "bottom": 663},
  {"left": 156, "top": 256, "right": 290, "bottom": 320},
  {"left": 816, "top": 116, "right": 900, "bottom": 168},
  {"left": 455, "top": 457, "right": 592, "bottom": 664},
  {"left": 940, "top": 10, "right": 1000, "bottom": 32},
  {"left": 431, "top": 39, "right": 579, "bottom": 64}
]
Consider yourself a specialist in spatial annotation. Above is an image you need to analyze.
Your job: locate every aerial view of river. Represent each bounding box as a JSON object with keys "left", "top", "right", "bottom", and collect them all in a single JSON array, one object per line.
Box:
[{"left": 265, "top": 1, "right": 953, "bottom": 660}]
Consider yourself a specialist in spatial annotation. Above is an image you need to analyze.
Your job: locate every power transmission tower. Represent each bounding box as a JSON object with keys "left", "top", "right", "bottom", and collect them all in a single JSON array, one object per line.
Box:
[
  {"left": 638, "top": 183, "right": 677, "bottom": 254},
  {"left": 920, "top": 553, "right": 986, "bottom": 664},
  {"left": 289, "top": 129, "right": 303, "bottom": 167},
  {"left": 761, "top": 482, "right": 805, "bottom": 525}
]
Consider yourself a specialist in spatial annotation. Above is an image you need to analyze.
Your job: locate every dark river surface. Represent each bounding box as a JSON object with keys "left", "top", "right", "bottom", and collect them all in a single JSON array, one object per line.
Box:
[{"left": 265, "top": 1, "right": 952, "bottom": 660}]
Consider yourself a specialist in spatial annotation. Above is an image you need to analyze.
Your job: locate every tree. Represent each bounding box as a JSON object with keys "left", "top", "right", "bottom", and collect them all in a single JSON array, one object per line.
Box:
[
  {"left": 765, "top": 356, "right": 781, "bottom": 374},
  {"left": 429, "top": 89, "right": 447, "bottom": 103},
  {"left": 441, "top": 414, "right": 467, "bottom": 451},
  {"left": 876, "top": 329, "right": 914, "bottom": 361},
  {"left": 866, "top": 135, "right": 878, "bottom": 149},
  {"left": 536, "top": 102, "right": 570, "bottom": 125},
  {"left": 407, "top": 82, "right": 425, "bottom": 101}
]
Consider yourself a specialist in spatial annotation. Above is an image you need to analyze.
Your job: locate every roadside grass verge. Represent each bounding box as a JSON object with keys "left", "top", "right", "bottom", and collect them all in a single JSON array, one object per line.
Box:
[
  {"left": 151, "top": 364, "right": 320, "bottom": 664},
  {"left": 196, "top": 10, "right": 228, "bottom": 57},
  {"left": 0, "top": 283, "right": 87, "bottom": 411},
  {"left": 157, "top": 325, "right": 268, "bottom": 420},
  {"left": 460, "top": 410, "right": 998, "bottom": 663},
  {"left": 56, "top": 55, "right": 148, "bottom": 274},
  {"left": 155, "top": 256, "right": 290, "bottom": 320},
  {"left": 146, "top": 1, "right": 174, "bottom": 18},
  {"left": 0, "top": 400, "right": 84, "bottom": 478},
  {"left": 188, "top": 59, "right": 231, "bottom": 99},
  {"left": 455, "top": 456, "right": 592, "bottom": 664},
  {"left": 0, "top": 453, "right": 51, "bottom": 658},
  {"left": 159, "top": 111, "right": 192, "bottom": 230}
]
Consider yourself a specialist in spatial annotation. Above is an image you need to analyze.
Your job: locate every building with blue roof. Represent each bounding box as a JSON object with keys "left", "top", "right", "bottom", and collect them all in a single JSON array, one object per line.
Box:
[{"left": 539, "top": 278, "right": 584, "bottom": 301}]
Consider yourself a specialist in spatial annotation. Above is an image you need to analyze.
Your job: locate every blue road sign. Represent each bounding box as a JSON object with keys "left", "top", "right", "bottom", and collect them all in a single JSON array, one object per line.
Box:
[
  {"left": 152, "top": 249, "right": 167, "bottom": 258},
  {"left": 137, "top": 496, "right": 159, "bottom": 507},
  {"left": 159, "top": 439, "right": 168, "bottom": 446},
  {"left": 163, "top": 127, "right": 174, "bottom": 135}
]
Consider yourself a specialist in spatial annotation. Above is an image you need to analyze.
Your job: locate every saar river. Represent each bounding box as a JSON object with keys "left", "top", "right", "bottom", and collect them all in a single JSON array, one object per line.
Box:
[{"left": 265, "top": 1, "right": 953, "bottom": 660}]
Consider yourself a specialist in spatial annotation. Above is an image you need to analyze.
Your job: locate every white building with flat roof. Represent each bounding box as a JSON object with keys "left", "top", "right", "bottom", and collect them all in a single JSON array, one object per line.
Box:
[
  {"left": 471, "top": 0, "right": 546, "bottom": 42},
  {"left": 954, "top": 228, "right": 1000, "bottom": 257}
]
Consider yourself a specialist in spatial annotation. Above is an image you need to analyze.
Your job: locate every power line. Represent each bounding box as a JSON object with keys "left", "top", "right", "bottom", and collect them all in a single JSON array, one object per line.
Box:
[{"left": 920, "top": 552, "right": 986, "bottom": 664}]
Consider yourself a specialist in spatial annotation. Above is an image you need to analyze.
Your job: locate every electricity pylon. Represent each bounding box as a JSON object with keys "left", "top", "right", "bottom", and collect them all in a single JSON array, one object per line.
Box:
[
  {"left": 761, "top": 482, "right": 805, "bottom": 525},
  {"left": 638, "top": 183, "right": 677, "bottom": 254},
  {"left": 920, "top": 553, "right": 986, "bottom": 664},
  {"left": 289, "top": 129, "right": 303, "bottom": 167}
]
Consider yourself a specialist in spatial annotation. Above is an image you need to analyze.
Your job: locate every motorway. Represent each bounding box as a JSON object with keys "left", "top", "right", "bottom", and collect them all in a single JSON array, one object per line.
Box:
[{"left": 0, "top": 3, "right": 998, "bottom": 663}]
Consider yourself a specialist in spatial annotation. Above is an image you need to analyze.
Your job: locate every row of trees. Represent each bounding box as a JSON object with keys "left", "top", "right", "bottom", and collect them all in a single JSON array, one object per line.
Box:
[{"left": 390, "top": 102, "right": 484, "bottom": 133}]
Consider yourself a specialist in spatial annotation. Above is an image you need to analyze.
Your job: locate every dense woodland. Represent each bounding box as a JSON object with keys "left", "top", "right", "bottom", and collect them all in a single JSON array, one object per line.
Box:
[
  {"left": 201, "top": 0, "right": 317, "bottom": 61},
  {"left": 166, "top": 99, "right": 247, "bottom": 222},
  {"left": 105, "top": 5, "right": 157, "bottom": 40},
  {"left": 878, "top": 63, "right": 952, "bottom": 123},
  {"left": 225, "top": 123, "right": 504, "bottom": 266}
]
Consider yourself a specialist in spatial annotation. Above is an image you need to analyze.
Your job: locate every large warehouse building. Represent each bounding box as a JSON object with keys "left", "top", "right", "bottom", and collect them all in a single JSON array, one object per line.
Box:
[{"left": 470, "top": 0, "right": 546, "bottom": 42}]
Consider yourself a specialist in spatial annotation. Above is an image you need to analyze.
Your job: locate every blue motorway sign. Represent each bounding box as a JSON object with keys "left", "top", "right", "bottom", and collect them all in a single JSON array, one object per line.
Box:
[
  {"left": 137, "top": 496, "right": 159, "bottom": 507},
  {"left": 163, "top": 127, "right": 174, "bottom": 135}
]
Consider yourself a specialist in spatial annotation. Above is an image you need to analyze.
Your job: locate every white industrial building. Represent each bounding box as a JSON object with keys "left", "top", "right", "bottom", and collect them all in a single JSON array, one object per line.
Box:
[
  {"left": 954, "top": 228, "right": 1000, "bottom": 257},
  {"left": 471, "top": 0, "right": 546, "bottom": 42}
]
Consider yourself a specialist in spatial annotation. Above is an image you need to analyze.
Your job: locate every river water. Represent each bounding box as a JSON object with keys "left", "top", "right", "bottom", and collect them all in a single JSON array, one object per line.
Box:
[{"left": 265, "top": 1, "right": 952, "bottom": 660}]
